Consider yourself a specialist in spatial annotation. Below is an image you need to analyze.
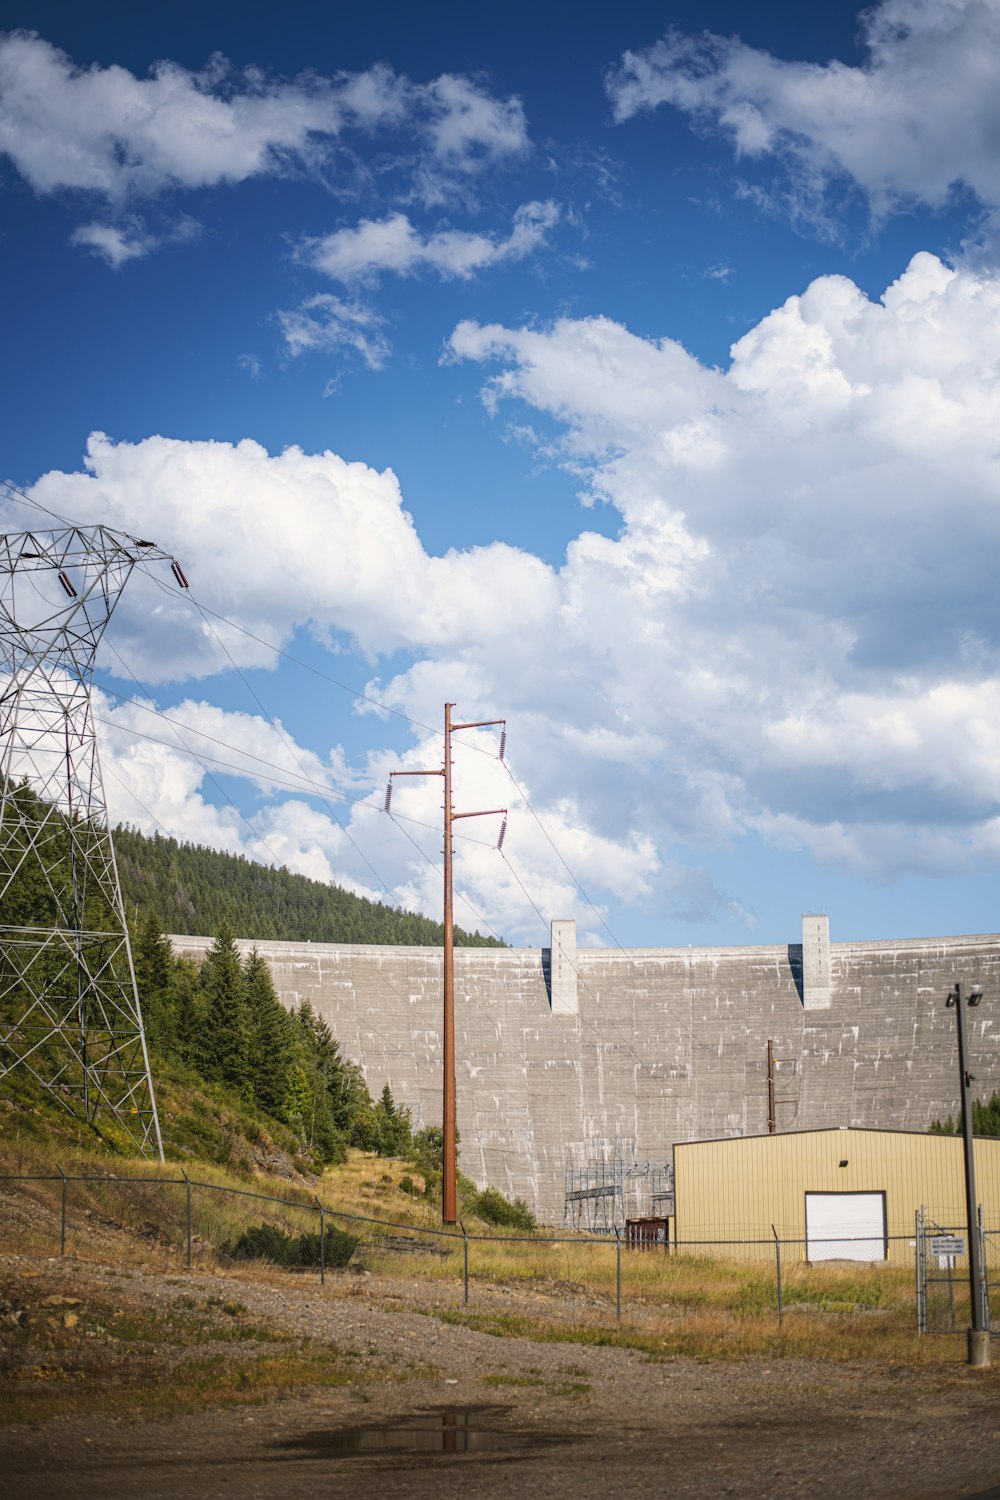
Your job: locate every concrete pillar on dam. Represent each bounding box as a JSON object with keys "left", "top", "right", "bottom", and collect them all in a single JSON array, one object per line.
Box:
[
  {"left": 549, "top": 919, "right": 578, "bottom": 1014},
  {"left": 802, "top": 913, "right": 831, "bottom": 1010}
]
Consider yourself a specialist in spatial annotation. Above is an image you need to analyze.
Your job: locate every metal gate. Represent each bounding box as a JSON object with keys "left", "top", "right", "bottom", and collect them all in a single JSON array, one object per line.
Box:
[{"left": 915, "top": 1205, "right": 992, "bottom": 1334}]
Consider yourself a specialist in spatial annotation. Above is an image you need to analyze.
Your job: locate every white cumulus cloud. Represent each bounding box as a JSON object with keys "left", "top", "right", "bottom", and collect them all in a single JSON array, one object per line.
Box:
[
  {"left": 276, "top": 294, "right": 392, "bottom": 368},
  {"left": 12, "top": 249, "right": 1000, "bottom": 932},
  {"left": 301, "top": 200, "right": 559, "bottom": 284},
  {"left": 0, "top": 31, "right": 529, "bottom": 203},
  {"left": 0, "top": 32, "right": 357, "bottom": 197},
  {"left": 608, "top": 0, "right": 1000, "bottom": 223},
  {"left": 69, "top": 220, "right": 152, "bottom": 267}
]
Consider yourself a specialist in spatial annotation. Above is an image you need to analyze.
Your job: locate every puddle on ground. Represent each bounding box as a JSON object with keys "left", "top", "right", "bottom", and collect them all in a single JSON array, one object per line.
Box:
[{"left": 272, "top": 1406, "right": 569, "bottom": 1460}]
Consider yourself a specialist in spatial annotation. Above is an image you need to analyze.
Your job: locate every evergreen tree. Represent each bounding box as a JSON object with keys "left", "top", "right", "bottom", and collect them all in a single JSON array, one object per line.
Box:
[
  {"left": 977, "top": 1092, "right": 1000, "bottom": 1136},
  {"left": 243, "top": 947, "right": 292, "bottom": 1114},
  {"left": 930, "top": 1091, "right": 1000, "bottom": 1137},
  {"left": 1, "top": 784, "right": 388, "bottom": 1162},
  {"left": 281, "top": 1060, "right": 313, "bottom": 1140},
  {"left": 348, "top": 1098, "right": 380, "bottom": 1152},
  {"left": 197, "top": 922, "right": 248, "bottom": 1089},
  {"left": 171, "top": 958, "right": 202, "bottom": 1067},
  {"left": 132, "top": 907, "right": 175, "bottom": 1053},
  {"left": 374, "top": 1082, "right": 413, "bottom": 1157},
  {"left": 287, "top": 1001, "right": 346, "bottom": 1159}
]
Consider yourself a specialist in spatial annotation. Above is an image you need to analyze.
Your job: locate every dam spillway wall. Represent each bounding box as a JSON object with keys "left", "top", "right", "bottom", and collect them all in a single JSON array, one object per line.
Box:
[{"left": 170, "top": 920, "right": 1000, "bottom": 1224}]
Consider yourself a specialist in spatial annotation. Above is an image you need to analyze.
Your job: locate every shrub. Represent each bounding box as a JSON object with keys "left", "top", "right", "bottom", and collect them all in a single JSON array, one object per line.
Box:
[
  {"left": 409, "top": 1125, "right": 446, "bottom": 1175},
  {"left": 225, "top": 1219, "right": 358, "bottom": 1269},
  {"left": 472, "top": 1186, "right": 537, "bottom": 1232}
]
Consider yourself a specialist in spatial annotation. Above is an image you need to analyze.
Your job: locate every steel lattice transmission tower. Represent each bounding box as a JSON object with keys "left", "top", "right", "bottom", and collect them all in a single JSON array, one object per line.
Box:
[{"left": 0, "top": 524, "right": 188, "bottom": 1158}]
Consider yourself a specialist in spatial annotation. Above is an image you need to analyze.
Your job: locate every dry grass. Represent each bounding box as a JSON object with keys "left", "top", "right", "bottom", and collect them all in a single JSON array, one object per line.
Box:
[
  {"left": 0, "top": 1272, "right": 375, "bottom": 1424},
  {"left": 424, "top": 1299, "right": 977, "bottom": 1369},
  {"left": 319, "top": 1153, "right": 441, "bottom": 1226},
  {"left": 0, "top": 1142, "right": 989, "bottom": 1373}
]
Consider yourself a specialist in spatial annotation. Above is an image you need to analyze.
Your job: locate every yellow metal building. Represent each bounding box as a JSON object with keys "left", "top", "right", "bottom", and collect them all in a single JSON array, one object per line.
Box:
[{"left": 673, "top": 1128, "right": 1000, "bottom": 1263}]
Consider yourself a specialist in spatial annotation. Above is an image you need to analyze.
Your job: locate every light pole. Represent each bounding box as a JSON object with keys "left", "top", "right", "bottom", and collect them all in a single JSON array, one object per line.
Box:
[{"left": 945, "top": 982, "right": 990, "bottom": 1367}]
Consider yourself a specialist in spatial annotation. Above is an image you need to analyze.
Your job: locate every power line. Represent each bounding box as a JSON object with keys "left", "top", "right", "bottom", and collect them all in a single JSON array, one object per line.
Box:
[
  {"left": 93, "top": 697, "right": 499, "bottom": 849},
  {"left": 105, "top": 756, "right": 453, "bottom": 1073},
  {"left": 192, "top": 601, "right": 402, "bottom": 911},
  {"left": 97, "top": 648, "right": 505, "bottom": 941},
  {"left": 103, "top": 733, "right": 469, "bottom": 1079},
  {"left": 3, "top": 483, "right": 728, "bottom": 1145},
  {"left": 137, "top": 564, "right": 502, "bottom": 759},
  {"left": 100, "top": 643, "right": 315, "bottom": 889},
  {"left": 0, "top": 476, "right": 73, "bottom": 528},
  {"left": 101, "top": 639, "right": 709, "bottom": 1080},
  {"left": 108, "top": 752, "right": 655, "bottom": 1126},
  {"left": 132, "top": 569, "right": 686, "bottom": 1017},
  {"left": 7, "top": 482, "right": 680, "bottom": 963},
  {"left": 2, "top": 494, "right": 715, "bottom": 1090},
  {"left": 385, "top": 809, "right": 506, "bottom": 945}
]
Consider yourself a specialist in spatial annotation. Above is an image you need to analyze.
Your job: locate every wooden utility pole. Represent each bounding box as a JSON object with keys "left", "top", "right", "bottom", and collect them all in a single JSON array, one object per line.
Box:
[
  {"left": 442, "top": 703, "right": 456, "bottom": 1222},
  {"left": 387, "top": 704, "right": 506, "bottom": 1224}
]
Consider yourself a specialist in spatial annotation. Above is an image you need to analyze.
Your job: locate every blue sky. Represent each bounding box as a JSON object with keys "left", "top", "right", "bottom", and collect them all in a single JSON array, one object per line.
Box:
[{"left": 2, "top": 0, "right": 999, "bottom": 948}]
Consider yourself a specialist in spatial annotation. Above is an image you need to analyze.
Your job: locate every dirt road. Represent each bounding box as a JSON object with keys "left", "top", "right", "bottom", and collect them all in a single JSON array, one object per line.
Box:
[{"left": 3, "top": 1255, "right": 999, "bottom": 1500}]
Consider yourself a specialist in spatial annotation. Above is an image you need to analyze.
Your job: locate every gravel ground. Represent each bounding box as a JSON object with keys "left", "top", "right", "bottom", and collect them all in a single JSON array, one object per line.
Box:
[{"left": 2, "top": 1253, "right": 1000, "bottom": 1500}]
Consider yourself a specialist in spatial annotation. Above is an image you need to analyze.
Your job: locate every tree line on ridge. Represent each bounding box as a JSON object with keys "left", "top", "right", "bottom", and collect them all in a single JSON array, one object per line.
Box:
[{"left": 114, "top": 825, "right": 506, "bottom": 948}]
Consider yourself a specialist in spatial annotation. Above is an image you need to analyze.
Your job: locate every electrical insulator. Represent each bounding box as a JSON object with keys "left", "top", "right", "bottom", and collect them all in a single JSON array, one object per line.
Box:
[
  {"left": 58, "top": 570, "right": 77, "bottom": 598},
  {"left": 171, "top": 560, "right": 190, "bottom": 589},
  {"left": 497, "top": 817, "right": 507, "bottom": 851},
  {"left": 498, "top": 728, "right": 506, "bottom": 761},
  {"left": 384, "top": 780, "right": 393, "bottom": 813}
]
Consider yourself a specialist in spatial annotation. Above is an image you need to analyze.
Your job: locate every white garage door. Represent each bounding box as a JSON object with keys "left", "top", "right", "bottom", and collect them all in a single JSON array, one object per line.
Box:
[{"left": 805, "top": 1192, "right": 887, "bottom": 1262}]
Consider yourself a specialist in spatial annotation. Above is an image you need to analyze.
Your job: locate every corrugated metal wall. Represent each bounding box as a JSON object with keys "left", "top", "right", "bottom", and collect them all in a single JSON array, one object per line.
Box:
[{"left": 673, "top": 1129, "right": 1000, "bottom": 1261}]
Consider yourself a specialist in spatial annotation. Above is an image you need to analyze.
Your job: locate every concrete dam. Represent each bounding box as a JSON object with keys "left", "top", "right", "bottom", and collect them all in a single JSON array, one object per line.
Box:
[{"left": 171, "top": 916, "right": 1000, "bottom": 1224}]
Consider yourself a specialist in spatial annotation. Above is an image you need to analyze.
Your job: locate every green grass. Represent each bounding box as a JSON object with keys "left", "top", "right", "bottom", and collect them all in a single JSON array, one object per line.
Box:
[{"left": 0, "top": 1051, "right": 311, "bottom": 1179}]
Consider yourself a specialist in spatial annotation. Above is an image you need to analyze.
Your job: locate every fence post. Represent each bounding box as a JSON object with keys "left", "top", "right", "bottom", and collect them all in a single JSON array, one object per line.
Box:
[
  {"left": 459, "top": 1220, "right": 469, "bottom": 1305},
  {"left": 615, "top": 1227, "right": 622, "bottom": 1321},
  {"left": 979, "top": 1205, "right": 989, "bottom": 1333},
  {"left": 181, "top": 1168, "right": 192, "bottom": 1268},
  {"left": 772, "top": 1224, "right": 782, "bottom": 1327},
  {"left": 58, "top": 1165, "right": 67, "bottom": 1257},
  {"left": 315, "top": 1196, "right": 326, "bottom": 1286},
  {"left": 915, "top": 1208, "right": 922, "bottom": 1334}
]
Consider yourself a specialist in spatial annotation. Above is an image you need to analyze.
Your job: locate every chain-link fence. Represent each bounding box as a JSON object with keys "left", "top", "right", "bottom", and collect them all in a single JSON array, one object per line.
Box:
[
  {"left": 0, "top": 1171, "right": 995, "bottom": 1339},
  {"left": 915, "top": 1207, "right": 998, "bottom": 1334}
]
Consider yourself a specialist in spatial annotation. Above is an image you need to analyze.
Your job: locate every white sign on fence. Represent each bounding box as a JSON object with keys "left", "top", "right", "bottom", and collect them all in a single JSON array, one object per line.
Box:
[{"left": 930, "top": 1235, "right": 965, "bottom": 1258}]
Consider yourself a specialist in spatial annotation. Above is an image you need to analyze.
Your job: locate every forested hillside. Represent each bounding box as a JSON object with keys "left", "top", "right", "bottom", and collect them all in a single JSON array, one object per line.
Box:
[
  {"left": 1, "top": 778, "right": 533, "bottom": 1223},
  {"left": 114, "top": 826, "right": 505, "bottom": 947}
]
